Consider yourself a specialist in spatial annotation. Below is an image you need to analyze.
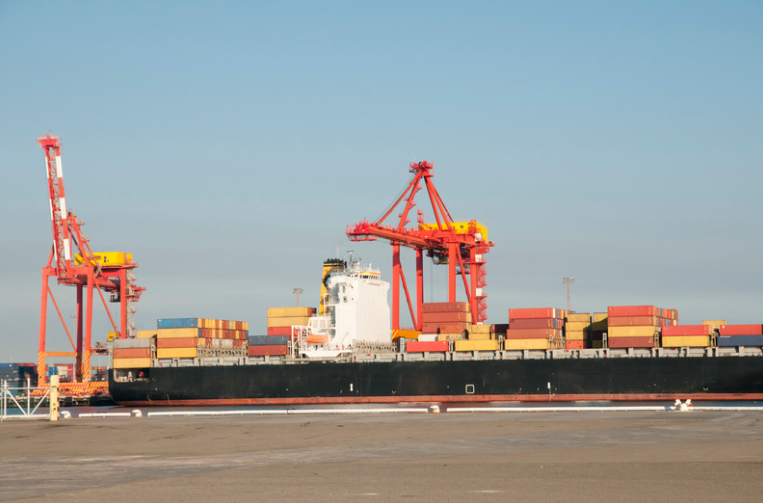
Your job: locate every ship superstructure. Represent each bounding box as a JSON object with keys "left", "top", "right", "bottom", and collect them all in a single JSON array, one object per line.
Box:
[{"left": 296, "top": 257, "right": 391, "bottom": 357}]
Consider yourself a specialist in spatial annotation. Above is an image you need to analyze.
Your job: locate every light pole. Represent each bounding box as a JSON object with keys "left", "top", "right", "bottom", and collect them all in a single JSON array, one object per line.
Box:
[
  {"left": 293, "top": 288, "right": 304, "bottom": 307},
  {"left": 563, "top": 277, "right": 575, "bottom": 312}
]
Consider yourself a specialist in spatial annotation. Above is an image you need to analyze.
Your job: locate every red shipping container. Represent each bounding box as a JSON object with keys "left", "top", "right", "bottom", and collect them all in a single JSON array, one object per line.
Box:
[
  {"left": 510, "top": 318, "right": 558, "bottom": 329},
  {"left": 607, "top": 336, "right": 657, "bottom": 348},
  {"left": 406, "top": 340, "right": 450, "bottom": 352},
  {"left": 422, "top": 302, "right": 470, "bottom": 313},
  {"left": 719, "top": 324, "right": 763, "bottom": 336},
  {"left": 156, "top": 337, "right": 199, "bottom": 348},
  {"left": 565, "top": 340, "right": 585, "bottom": 350},
  {"left": 247, "top": 344, "right": 288, "bottom": 356},
  {"left": 113, "top": 347, "right": 152, "bottom": 359},
  {"left": 267, "top": 327, "right": 292, "bottom": 336},
  {"left": 421, "top": 312, "right": 471, "bottom": 323},
  {"left": 505, "top": 328, "right": 557, "bottom": 340},
  {"left": 437, "top": 323, "right": 468, "bottom": 334},
  {"left": 662, "top": 325, "right": 714, "bottom": 336},
  {"left": 421, "top": 322, "right": 442, "bottom": 334},
  {"left": 607, "top": 316, "right": 658, "bottom": 327},
  {"left": 509, "top": 308, "right": 558, "bottom": 320},
  {"left": 607, "top": 305, "right": 657, "bottom": 317}
]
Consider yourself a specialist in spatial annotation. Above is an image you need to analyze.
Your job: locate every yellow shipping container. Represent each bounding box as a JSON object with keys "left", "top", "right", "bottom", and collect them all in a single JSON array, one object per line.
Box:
[
  {"left": 662, "top": 335, "right": 712, "bottom": 348},
  {"left": 608, "top": 326, "right": 658, "bottom": 338},
  {"left": 468, "top": 331, "right": 492, "bottom": 341},
  {"left": 437, "top": 333, "right": 463, "bottom": 341},
  {"left": 566, "top": 313, "right": 591, "bottom": 323},
  {"left": 267, "top": 316, "right": 312, "bottom": 328},
  {"left": 455, "top": 340, "right": 499, "bottom": 351},
  {"left": 469, "top": 324, "right": 491, "bottom": 334},
  {"left": 565, "top": 330, "right": 586, "bottom": 341},
  {"left": 565, "top": 321, "right": 591, "bottom": 331},
  {"left": 267, "top": 307, "right": 315, "bottom": 318},
  {"left": 135, "top": 330, "right": 157, "bottom": 339},
  {"left": 504, "top": 339, "right": 550, "bottom": 350},
  {"left": 157, "top": 347, "right": 197, "bottom": 359},
  {"left": 112, "top": 357, "right": 152, "bottom": 369},
  {"left": 157, "top": 328, "right": 201, "bottom": 339},
  {"left": 593, "top": 313, "right": 608, "bottom": 322},
  {"left": 702, "top": 320, "right": 726, "bottom": 327},
  {"left": 392, "top": 329, "right": 421, "bottom": 340}
]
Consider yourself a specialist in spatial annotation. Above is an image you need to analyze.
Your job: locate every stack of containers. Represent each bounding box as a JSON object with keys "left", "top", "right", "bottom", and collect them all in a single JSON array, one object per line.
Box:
[
  {"left": 0, "top": 363, "right": 38, "bottom": 389},
  {"left": 590, "top": 313, "right": 608, "bottom": 348},
  {"left": 267, "top": 307, "right": 316, "bottom": 338},
  {"left": 564, "top": 313, "right": 591, "bottom": 349},
  {"left": 456, "top": 323, "right": 499, "bottom": 351},
  {"left": 505, "top": 308, "right": 565, "bottom": 350},
  {"left": 113, "top": 338, "right": 153, "bottom": 369},
  {"left": 661, "top": 324, "right": 714, "bottom": 347},
  {"left": 421, "top": 302, "right": 471, "bottom": 341},
  {"left": 717, "top": 324, "right": 763, "bottom": 347},
  {"left": 607, "top": 306, "right": 677, "bottom": 348},
  {"left": 248, "top": 335, "right": 289, "bottom": 356},
  {"left": 156, "top": 318, "right": 249, "bottom": 360}
]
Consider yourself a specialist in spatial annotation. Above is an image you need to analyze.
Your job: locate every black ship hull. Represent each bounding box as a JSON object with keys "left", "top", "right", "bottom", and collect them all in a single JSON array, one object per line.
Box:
[{"left": 108, "top": 355, "right": 763, "bottom": 406}]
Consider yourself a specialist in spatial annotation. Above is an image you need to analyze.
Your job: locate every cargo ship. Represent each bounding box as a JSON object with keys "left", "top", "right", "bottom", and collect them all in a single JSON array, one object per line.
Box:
[{"left": 108, "top": 257, "right": 763, "bottom": 406}]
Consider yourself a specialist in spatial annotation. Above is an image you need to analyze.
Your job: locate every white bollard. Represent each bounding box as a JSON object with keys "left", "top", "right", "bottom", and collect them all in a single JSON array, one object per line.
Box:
[{"left": 132, "top": 409, "right": 143, "bottom": 418}]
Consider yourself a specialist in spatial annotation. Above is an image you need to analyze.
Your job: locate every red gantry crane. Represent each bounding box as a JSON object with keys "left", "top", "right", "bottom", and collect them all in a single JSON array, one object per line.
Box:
[
  {"left": 37, "top": 134, "right": 145, "bottom": 390},
  {"left": 347, "top": 161, "right": 493, "bottom": 332}
]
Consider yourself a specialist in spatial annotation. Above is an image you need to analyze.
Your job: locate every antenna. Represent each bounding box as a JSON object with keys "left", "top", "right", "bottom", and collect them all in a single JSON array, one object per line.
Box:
[
  {"left": 563, "top": 277, "right": 575, "bottom": 312},
  {"left": 293, "top": 287, "right": 304, "bottom": 307}
]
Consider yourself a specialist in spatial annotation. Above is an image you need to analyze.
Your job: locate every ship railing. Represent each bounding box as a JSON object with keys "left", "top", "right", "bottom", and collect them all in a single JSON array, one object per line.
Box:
[{"left": 1, "top": 379, "right": 51, "bottom": 421}]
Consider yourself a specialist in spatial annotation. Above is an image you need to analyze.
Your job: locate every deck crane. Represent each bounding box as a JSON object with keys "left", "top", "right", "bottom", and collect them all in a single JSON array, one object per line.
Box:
[
  {"left": 37, "top": 133, "right": 145, "bottom": 389},
  {"left": 347, "top": 161, "right": 493, "bottom": 332}
]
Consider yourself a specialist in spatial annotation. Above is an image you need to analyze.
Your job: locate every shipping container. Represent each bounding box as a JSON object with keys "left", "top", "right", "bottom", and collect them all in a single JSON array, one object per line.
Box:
[
  {"left": 267, "top": 307, "right": 316, "bottom": 318},
  {"left": 564, "top": 321, "right": 591, "bottom": 331},
  {"left": 565, "top": 340, "right": 585, "bottom": 350},
  {"left": 607, "top": 305, "right": 657, "bottom": 317},
  {"left": 607, "top": 316, "right": 658, "bottom": 327},
  {"left": 509, "top": 307, "right": 558, "bottom": 320},
  {"left": 509, "top": 318, "right": 559, "bottom": 329},
  {"left": 468, "top": 324, "right": 491, "bottom": 334},
  {"left": 467, "top": 330, "right": 492, "bottom": 341},
  {"left": 112, "top": 347, "right": 152, "bottom": 359},
  {"left": 135, "top": 330, "right": 157, "bottom": 339},
  {"left": 608, "top": 336, "right": 657, "bottom": 348},
  {"left": 608, "top": 326, "right": 659, "bottom": 338},
  {"left": 566, "top": 313, "right": 591, "bottom": 323},
  {"left": 592, "top": 313, "right": 608, "bottom": 322},
  {"left": 505, "top": 328, "right": 558, "bottom": 340},
  {"left": 436, "top": 333, "right": 464, "bottom": 341},
  {"left": 248, "top": 345, "right": 288, "bottom": 357},
  {"left": 454, "top": 340, "right": 499, "bottom": 352},
  {"left": 156, "top": 337, "right": 199, "bottom": 349},
  {"left": 504, "top": 339, "right": 551, "bottom": 350},
  {"left": 249, "top": 335, "right": 289, "bottom": 346},
  {"left": 266, "top": 316, "right": 312, "bottom": 328},
  {"left": 113, "top": 338, "right": 153, "bottom": 349},
  {"left": 564, "top": 330, "right": 586, "bottom": 341},
  {"left": 156, "top": 347, "right": 198, "bottom": 359},
  {"left": 112, "top": 357, "right": 152, "bottom": 369},
  {"left": 717, "top": 335, "right": 763, "bottom": 347},
  {"left": 662, "top": 325, "right": 714, "bottom": 337},
  {"left": 405, "top": 340, "right": 450, "bottom": 352},
  {"left": 702, "top": 320, "right": 726, "bottom": 327},
  {"left": 157, "top": 327, "right": 202, "bottom": 339},
  {"left": 421, "top": 311, "right": 472, "bottom": 323},
  {"left": 661, "top": 335, "right": 712, "bottom": 348},
  {"left": 719, "top": 324, "right": 763, "bottom": 336},
  {"left": 422, "top": 302, "right": 470, "bottom": 313},
  {"left": 158, "top": 318, "right": 201, "bottom": 329},
  {"left": 267, "top": 326, "right": 293, "bottom": 336}
]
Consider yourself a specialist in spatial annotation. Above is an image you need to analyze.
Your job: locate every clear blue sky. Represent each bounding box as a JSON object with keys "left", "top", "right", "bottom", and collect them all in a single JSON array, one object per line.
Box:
[{"left": 1, "top": 1, "right": 761, "bottom": 362}]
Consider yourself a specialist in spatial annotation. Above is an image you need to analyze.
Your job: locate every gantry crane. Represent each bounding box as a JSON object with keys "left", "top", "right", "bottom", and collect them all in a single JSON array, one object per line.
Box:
[
  {"left": 347, "top": 161, "right": 493, "bottom": 331},
  {"left": 37, "top": 133, "right": 145, "bottom": 388}
]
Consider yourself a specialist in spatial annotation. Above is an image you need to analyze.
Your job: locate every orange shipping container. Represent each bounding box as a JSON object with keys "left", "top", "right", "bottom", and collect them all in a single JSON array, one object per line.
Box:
[{"left": 113, "top": 347, "right": 151, "bottom": 359}]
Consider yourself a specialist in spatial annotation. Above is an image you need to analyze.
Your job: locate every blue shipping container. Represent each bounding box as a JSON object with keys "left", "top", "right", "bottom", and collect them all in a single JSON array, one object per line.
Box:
[
  {"left": 157, "top": 318, "right": 201, "bottom": 329},
  {"left": 248, "top": 335, "right": 289, "bottom": 346},
  {"left": 717, "top": 335, "right": 763, "bottom": 347}
]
